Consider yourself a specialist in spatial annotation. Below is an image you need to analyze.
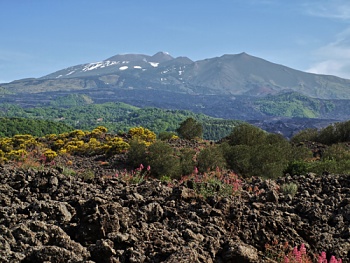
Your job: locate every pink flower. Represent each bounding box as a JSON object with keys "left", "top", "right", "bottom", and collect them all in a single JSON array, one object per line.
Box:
[
  {"left": 329, "top": 255, "right": 342, "bottom": 263},
  {"left": 194, "top": 166, "right": 198, "bottom": 174},
  {"left": 293, "top": 246, "right": 301, "bottom": 262},
  {"left": 139, "top": 164, "right": 144, "bottom": 170},
  {"left": 318, "top": 252, "right": 327, "bottom": 263},
  {"left": 284, "top": 256, "right": 290, "bottom": 263},
  {"left": 147, "top": 165, "right": 151, "bottom": 171},
  {"left": 115, "top": 173, "right": 119, "bottom": 178},
  {"left": 300, "top": 243, "right": 306, "bottom": 255}
]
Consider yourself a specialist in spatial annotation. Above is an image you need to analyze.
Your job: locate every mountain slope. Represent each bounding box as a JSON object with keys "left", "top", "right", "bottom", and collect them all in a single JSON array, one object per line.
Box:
[
  {"left": 2, "top": 51, "right": 350, "bottom": 99},
  {"left": 1, "top": 51, "right": 350, "bottom": 125},
  {"left": 181, "top": 52, "right": 350, "bottom": 98}
]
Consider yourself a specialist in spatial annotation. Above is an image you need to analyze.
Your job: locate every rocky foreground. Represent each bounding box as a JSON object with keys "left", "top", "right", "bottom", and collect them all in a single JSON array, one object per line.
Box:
[{"left": 0, "top": 165, "right": 349, "bottom": 263}]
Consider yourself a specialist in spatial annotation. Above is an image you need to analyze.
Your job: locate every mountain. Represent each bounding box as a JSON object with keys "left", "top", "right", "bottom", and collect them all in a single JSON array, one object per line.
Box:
[
  {"left": 1, "top": 51, "right": 350, "bottom": 125},
  {"left": 2, "top": 51, "right": 350, "bottom": 98}
]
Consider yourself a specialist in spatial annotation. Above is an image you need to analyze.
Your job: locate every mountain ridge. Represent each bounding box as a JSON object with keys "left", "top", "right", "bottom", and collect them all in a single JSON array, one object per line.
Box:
[{"left": 3, "top": 51, "right": 347, "bottom": 100}]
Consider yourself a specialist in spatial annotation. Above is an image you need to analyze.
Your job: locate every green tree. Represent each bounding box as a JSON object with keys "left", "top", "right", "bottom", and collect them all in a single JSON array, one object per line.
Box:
[
  {"left": 176, "top": 118, "right": 203, "bottom": 140},
  {"left": 127, "top": 139, "right": 147, "bottom": 168},
  {"left": 290, "top": 128, "right": 318, "bottom": 143},
  {"left": 146, "top": 141, "right": 181, "bottom": 179},
  {"left": 197, "top": 146, "right": 226, "bottom": 173},
  {"left": 226, "top": 123, "right": 267, "bottom": 146},
  {"left": 179, "top": 148, "right": 196, "bottom": 175}
]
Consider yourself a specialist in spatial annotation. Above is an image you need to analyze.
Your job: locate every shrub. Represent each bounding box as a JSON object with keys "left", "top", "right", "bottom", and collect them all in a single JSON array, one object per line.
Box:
[
  {"left": 69, "top": 129, "right": 86, "bottom": 139},
  {"left": 179, "top": 148, "right": 196, "bottom": 176},
  {"left": 146, "top": 140, "right": 181, "bottom": 179},
  {"left": 222, "top": 129, "right": 296, "bottom": 179},
  {"left": 316, "top": 120, "right": 350, "bottom": 145},
  {"left": 284, "top": 161, "right": 310, "bottom": 176},
  {"left": 176, "top": 117, "right": 203, "bottom": 140},
  {"left": 7, "top": 149, "right": 28, "bottom": 160},
  {"left": 90, "top": 127, "right": 107, "bottom": 139},
  {"left": 78, "top": 170, "right": 95, "bottom": 181},
  {"left": 281, "top": 183, "right": 298, "bottom": 197},
  {"left": 61, "top": 166, "right": 77, "bottom": 177},
  {"left": 226, "top": 123, "right": 267, "bottom": 146},
  {"left": 249, "top": 144, "right": 289, "bottom": 178},
  {"left": 197, "top": 145, "right": 226, "bottom": 173},
  {"left": 128, "top": 127, "right": 156, "bottom": 146},
  {"left": 158, "top": 131, "right": 178, "bottom": 141},
  {"left": 290, "top": 128, "right": 318, "bottom": 143},
  {"left": 222, "top": 144, "right": 252, "bottom": 177},
  {"left": 43, "top": 149, "right": 57, "bottom": 162},
  {"left": 308, "top": 159, "right": 350, "bottom": 175},
  {"left": 322, "top": 143, "right": 350, "bottom": 162},
  {"left": 115, "top": 164, "right": 149, "bottom": 185},
  {"left": 105, "top": 136, "right": 130, "bottom": 156},
  {"left": 180, "top": 168, "right": 241, "bottom": 198},
  {"left": 127, "top": 139, "right": 147, "bottom": 169}
]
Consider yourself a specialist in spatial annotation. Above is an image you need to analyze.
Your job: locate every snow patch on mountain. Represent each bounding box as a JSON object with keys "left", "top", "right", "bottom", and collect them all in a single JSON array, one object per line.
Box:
[
  {"left": 119, "top": 66, "right": 128, "bottom": 70},
  {"left": 149, "top": 62, "right": 159, "bottom": 67},
  {"left": 66, "top": 70, "right": 76, "bottom": 76},
  {"left": 82, "top": 61, "right": 118, "bottom": 72},
  {"left": 134, "top": 66, "right": 142, "bottom": 69}
]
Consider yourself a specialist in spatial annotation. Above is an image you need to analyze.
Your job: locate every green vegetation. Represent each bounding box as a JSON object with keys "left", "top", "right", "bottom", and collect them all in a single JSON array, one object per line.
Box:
[
  {"left": 176, "top": 117, "right": 203, "bottom": 140},
  {"left": 221, "top": 123, "right": 311, "bottom": 179},
  {"left": 255, "top": 92, "right": 335, "bottom": 118},
  {"left": 281, "top": 183, "right": 298, "bottom": 197},
  {"left": 49, "top": 94, "right": 94, "bottom": 107},
  {"left": 289, "top": 120, "right": 350, "bottom": 175},
  {"left": 0, "top": 97, "right": 242, "bottom": 141},
  {"left": 1, "top": 97, "right": 350, "bottom": 183},
  {"left": 0, "top": 117, "right": 73, "bottom": 137}
]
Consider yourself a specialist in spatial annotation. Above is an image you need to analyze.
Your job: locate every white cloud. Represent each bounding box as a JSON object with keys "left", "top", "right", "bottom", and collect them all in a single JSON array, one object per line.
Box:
[
  {"left": 301, "top": 1, "right": 350, "bottom": 79},
  {"left": 306, "top": 28, "right": 350, "bottom": 79},
  {"left": 303, "top": 0, "right": 350, "bottom": 20}
]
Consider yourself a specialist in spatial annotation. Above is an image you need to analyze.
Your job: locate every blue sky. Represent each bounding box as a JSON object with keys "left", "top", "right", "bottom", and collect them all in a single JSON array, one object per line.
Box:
[{"left": 2, "top": 0, "right": 350, "bottom": 83}]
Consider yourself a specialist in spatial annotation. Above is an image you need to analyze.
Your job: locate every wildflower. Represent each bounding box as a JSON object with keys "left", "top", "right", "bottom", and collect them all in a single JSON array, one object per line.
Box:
[
  {"left": 115, "top": 173, "right": 119, "bottom": 178},
  {"left": 329, "top": 255, "right": 342, "bottom": 263},
  {"left": 194, "top": 166, "right": 198, "bottom": 174},
  {"left": 140, "top": 163, "right": 144, "bottom": 170},
  {"left": 147, "top": 165, "right": 151, "bottom": 171},
  {"left": 319, "top": 252, "right": 327, "bottom": 263},
  {"left": 300, "top": 243, "right": 306, "bottom": 255},
  {"left": 284, "top": 256, "right": 289, "bottom": 263},
  {"left": 293, "top": 246, "right": 301, "bottom": 262}
]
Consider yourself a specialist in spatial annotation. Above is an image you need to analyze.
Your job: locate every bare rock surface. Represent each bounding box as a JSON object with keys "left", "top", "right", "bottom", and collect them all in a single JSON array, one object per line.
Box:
[{"left": 0, "top": 165, "right": 349, "bottom": 262}]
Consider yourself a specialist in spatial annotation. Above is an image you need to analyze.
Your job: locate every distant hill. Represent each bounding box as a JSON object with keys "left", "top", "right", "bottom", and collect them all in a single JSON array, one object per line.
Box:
[
  {"left": 0, "top": 98, "right": 242, "bottom": 141},
  {"left": 0, "top": 117, "right": 73, "bottom": 137}
]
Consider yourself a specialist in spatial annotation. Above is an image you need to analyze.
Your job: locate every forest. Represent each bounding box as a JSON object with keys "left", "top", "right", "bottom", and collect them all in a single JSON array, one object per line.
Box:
[{"left": 0, "top": 98, "right": 242, "bottom": 141}]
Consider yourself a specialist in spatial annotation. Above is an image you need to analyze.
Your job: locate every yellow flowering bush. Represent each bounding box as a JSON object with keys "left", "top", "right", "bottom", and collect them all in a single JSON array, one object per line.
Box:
[
  {"left": 7, "top": 149, "right": 28, "bottom": 160},
  {"left": 43, "top": 149, "right": 57, "bottom": 161},
  {"left": 105, "top": 136, "right": 130, "bottom": 155},
  {"left": 128, "top": 127, "right": 156, "bottom": 146}
]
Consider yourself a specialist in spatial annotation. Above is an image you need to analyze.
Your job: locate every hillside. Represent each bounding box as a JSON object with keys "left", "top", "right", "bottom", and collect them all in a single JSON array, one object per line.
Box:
[
  {"left": 3, "top": 52, "right": 350, "bottom": 99},
  {"left": 0, "top": 99, "right": 242, "bottom": 141},
  {"left": 0, "top": 117, "right": 73, "bottom": 137}
]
